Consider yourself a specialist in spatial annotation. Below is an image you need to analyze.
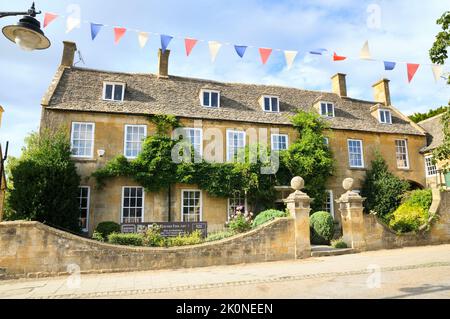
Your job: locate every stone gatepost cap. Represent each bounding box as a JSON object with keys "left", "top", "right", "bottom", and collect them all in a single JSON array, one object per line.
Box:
[
  {"left": 291, "top": 176, "right": 304, "bottom": 191},
  {"left": 343, "top": 178, "right": 354, "bottom": 191}
]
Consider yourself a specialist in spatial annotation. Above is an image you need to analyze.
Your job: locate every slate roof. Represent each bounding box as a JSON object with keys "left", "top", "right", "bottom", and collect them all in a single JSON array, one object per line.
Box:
[
  {"left": 43, "top": 67, "right": 424, "bottom": 136},
  {"left": 419, "top": 113, "right": 445, "bottom": 152}
]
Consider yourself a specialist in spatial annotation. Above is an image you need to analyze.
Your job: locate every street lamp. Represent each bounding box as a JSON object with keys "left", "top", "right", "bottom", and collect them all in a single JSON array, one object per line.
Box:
[{"left": 1, "top": 2, "right": 50, "bottom": 51}]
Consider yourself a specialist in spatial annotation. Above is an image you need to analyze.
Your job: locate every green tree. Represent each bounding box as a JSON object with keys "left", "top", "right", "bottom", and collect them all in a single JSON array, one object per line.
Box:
[
  {"left": 6, "top": 130, "right": 81, "bottom": 232},
  {"left": 430, "top": 11, "right": 450, "bottom": 83},
  {"left": 432, "top": 105, "right": 450, "bottom": 173},
  {"left": 361, "top": 153, "right": 409, "bottom": 219},
  {"left": 409, "top": 105, "right": 448, "bottom": 123}
]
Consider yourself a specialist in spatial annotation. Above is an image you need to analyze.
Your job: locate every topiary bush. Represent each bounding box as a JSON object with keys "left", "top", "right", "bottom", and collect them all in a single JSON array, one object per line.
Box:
[
  {"left": 310, "top": 211, "right": 335, "bottom": 245},
  {"left": 95, "top": 221, "right": 121, "bottom": 238},
  {"left": 252, "top": 209, "right": 288, "bottom": 228},
  {"left": 107, "top": 233, "right": 144, "bottom": 246}
]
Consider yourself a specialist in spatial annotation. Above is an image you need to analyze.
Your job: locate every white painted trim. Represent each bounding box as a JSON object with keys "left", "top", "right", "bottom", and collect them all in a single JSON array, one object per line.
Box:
[
  {"left": 102, "top": 82, "right": 125, "bottom": 102},
  {"left": 326, "top": 190, "right": 335, "bottom": 219},
  {"left": 271, "top": 133, "right": 289, "bottom": 151},
  {"left": 378, "top": 109, "right": 392, "bottom": 124},
  {"left": 347, "top": 139, "right": 365, "bottom": 168},
  {"left": 200, "top": 89, "right": 221, "bottom": 108},
  {"left": 123, "top": 124, "right": 147, "bottom": 159},
  {"left": 319, "top": 101, "right": 335, "bottom": 118},
  {"left": 395, "top": 139, "right": 410, "bottom": 170},
  {"left": 79, "top": 186, "right": 90, "bottom": 232},
  {"left": 261, "top": 95, "right": 280, "bottom": 113},
  {"left": 181, "top": 189, "right": 203, "bottom": 222},
  {"left": 425, "top": 155, "right": 437, "bottom": 177},
  {"left": 120, "top": 186, "right": 145, "bottom": 224},
  {"left": 226, "top": 129, "right": 246, "bottom": 162},
  {"left": 70, "top": 122, "right": 95, "bottom": 159}
]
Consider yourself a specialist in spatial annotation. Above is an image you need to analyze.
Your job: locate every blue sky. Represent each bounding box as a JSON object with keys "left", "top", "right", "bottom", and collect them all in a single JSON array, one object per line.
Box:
[{"left": 0, "top": 0, "right": 449, "bottom": 157}]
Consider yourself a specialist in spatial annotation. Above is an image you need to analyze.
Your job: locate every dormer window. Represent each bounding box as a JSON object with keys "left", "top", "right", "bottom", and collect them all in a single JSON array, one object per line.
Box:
[
  {"left": 320, "top": 102, "right": 335, "bottom": 117},
  {"left": 379, "top": 109, "right": 392, "bottom": 124},
  {"left": 201, "top": 90, "right": 220, "bottom": 108},
  {"left": 262, "top": 96, "right": 279, "bottom": 113},
  {"left": 103, "top": 82, "right": 125, "bottom": 102}
]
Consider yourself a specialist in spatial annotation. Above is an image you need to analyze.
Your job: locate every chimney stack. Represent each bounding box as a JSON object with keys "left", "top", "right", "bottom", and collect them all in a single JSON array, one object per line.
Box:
[
  {"left": 372, "top": 79, "right": 391, "bottom": 106},
  {"left": 331, "top": 73, "right": 347, "bottom": 97},
  {"left": 61, "top": 41, "right": 77, "bottom": 67},
  {"left": 158, "top": 49, "right": 170, "bottom": 79}
]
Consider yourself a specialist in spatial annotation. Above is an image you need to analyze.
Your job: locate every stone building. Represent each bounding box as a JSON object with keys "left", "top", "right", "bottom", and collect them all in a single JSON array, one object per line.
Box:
[
  {"left": 419, "top": 113, "right": 450, "bottom": 188},
  {"left": 40, "top": 41, "right": 428, "bottom": 234}
]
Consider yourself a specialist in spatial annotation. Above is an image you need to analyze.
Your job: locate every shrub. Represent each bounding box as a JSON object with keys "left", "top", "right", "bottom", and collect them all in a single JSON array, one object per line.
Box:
[
  {"left": 226, "top": 206, "right": 253, "bottom": 233},
  {"left": 107, "top": 233, "right": 144, "bottom": 246},
  {"left": 166, "top": 230, "right": 203, "bottom": 247},
  {"left": 310, "top": 211, "right": 335, "bottom": 245},
  {"left": 252, "top": 209, "right": 288, "bottom": 228},
  {"left": 95, "top": 221, "right": 121, "bottom": 238},
  {"left": 205, "top": 230, "right": 236, "bottom": 242},
  {"left": 91, "top": 231, "right": 104, "bottom": 242},
  {"left": 361, "top": 153, "right": 409, "bottom": 218},
  {"left": 143, "top": 224, "right": 165, "bottom": 247},
  {"left": 402, "top": 189, "right": 432, "bottom": 211},
  {"left": 331, "top": 238, "right": 348, "bottom": 249},
  {"left": 389, "top": 204, "right": 429, "bottom": 233}
]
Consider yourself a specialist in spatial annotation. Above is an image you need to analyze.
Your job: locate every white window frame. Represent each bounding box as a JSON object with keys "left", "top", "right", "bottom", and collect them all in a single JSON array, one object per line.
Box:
[
  {"left": 323, "top": 137, "right": 329, "bottom": 146},
  {"left": 78, "top": 186, "right": 90, "bottom": 232},
  {"left": 103, "top": 82, "right": 125, "bottom": 102},
  {"left": 395, "top": 139, "right": 410, "bottom": 169},
  {"left": 425, "top": 155, "right": 437, "bottom": 177},
  {"left": 379, "top": 109, "right": 392, "bottom": 124},
  {"left": 201, "top": 89, "right": 221, "bottom": 108},
  {"left": 271, "top": 134, "right": 289, "bottom": 151},
  {"left": 320, "top": 102, "right": 335, "bottom": 118},
  {"left": 262, "top": 95, "right": 280, "bottom": 113},
  {"left": 121, "top": 186, "right": 145, "bottom": 224},
  {"left": 226, "top": 130, "right": 246, "bottom": 162},
  {"left": 181, "top": 128, "right": 203, "bottom": 156},
  {"left": 181, "top": 189, "right": 203, "bottom": 222},
  {"left": 324, "top": 190, "right": 335, "bottom": 219},
  {"left": 227, "top": 193, "right": 248, "bottom": 221},
  {"left": 123, "top": 125, "right": 147, "bottom": 159},
  {"left": 347, "top": 139, "right": 364, "bottom": 168},
  {"left": 70, "top": 122, "right": 95, "bottom": 159}
]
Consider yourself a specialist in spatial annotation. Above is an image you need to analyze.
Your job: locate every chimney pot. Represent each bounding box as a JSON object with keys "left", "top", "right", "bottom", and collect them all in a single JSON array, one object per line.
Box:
[
  {"left": 158, "top": 49, "right": 170, "bottom": 78},
  {"left": 331, "top": 73, "right": 347, "bottom": 97},
  {"left": 61, "top": 41, "right": 77, "bottom": 67},
  {"left": 372, "top": 79, "right": 391, "bottom": 106}
]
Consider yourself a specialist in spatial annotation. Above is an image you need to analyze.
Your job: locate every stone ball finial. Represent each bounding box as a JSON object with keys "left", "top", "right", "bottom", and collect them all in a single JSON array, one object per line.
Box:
[
  {"left": 291, "top": 176, "right": 304, "bottom": 191},
  {"left": 343, "top": 178, "right": 354, "bottom": 191}
]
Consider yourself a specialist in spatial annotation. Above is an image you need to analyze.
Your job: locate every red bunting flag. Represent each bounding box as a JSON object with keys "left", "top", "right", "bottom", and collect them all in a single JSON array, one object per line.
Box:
[
  {"left": 259, "top": 48, "right": 272, "bottom": 65},
  {"left": 407, "top": 63, "right": 420, "bottom": 83},
  {"left": 333, "top": 52, "right": 346, "bottom": 61},
  {"left": 114, "top": 27, "right": 127, "bottom": 44},
  {"left": 185, "top": 38, "right": 198, "bottom": 57},
  {"left": 43, "top": 13, "right": 58, "bottom": 28}
]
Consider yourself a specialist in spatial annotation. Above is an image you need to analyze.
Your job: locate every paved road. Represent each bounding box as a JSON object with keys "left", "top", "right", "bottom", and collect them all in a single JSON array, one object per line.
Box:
[{"left": 1, "top": 244, "right": 449, "bottom": 299}]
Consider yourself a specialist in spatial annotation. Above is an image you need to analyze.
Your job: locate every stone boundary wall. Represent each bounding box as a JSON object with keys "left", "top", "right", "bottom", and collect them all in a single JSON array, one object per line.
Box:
[{"left": 0, "top": 217, "right": 295, "bottom": 279}]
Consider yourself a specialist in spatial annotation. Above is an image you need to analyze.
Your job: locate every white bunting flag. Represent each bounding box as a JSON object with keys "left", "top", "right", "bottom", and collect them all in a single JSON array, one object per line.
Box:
[
  {"left": 208, "top": 41, "right": 222, "bottom": 63},
  {"left": 431, "top": 64, "right": 443, "bottom": 82},
  {"left": 138, "top": 32, "right": 149, "bottom": 48},
  {"left": 284, "top": 50, "right": 298, "bottom": 70},
  {"left": 360, "top": 40, "right": 372, "bottom": 60},
  {"left": 66, "top": 16, "right": 80, "bottom": 34}
]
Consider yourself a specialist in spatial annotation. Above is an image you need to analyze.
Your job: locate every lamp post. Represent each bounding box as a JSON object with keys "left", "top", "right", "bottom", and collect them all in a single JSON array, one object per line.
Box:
[{"left": 1, "top": 2, "right": 50, "bottom": 51}]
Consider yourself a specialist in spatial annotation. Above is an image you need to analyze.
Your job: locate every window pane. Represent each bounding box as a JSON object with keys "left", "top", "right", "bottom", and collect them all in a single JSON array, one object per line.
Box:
[
  {"left": 203, "top": 92, "right": 210, "bottom": 106},
  {"left": 211, "top": 92, "right": 218, "bottom": 107},
  {"left": 380, "top": 111, "right": 386, "bottom": 123},
  {"left": 271, "top": 97, "right": 279, "bottom": 112},
  {"left": 114, "top": 85, "right": 123, "bottom": 101},
  {"left": 105, "top": 85, "right": 113, "bottom": 100}
]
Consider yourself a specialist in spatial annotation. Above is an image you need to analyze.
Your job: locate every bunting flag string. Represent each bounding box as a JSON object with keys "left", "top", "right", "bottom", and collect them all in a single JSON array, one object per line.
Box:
[
  {"left": 138, "top": 32, "right": 149, "bottom": 48},
  {"left": 259, "top": 48, "right": 272, "bottom": 65},
  {"left": 185, "top": 38, "right": 198, "bottom": 56},
  {"left": 208, "top": 41, "right": 222, "bottom": 62},
  {"left": 42, "top": 10, "right": 449, "bottom": 84},
  {"left": 90, "top": 23, "right": 103, "bottom": 40},
  {"left": 114, "top": 27, "right": 127, "bottom": 44},
  {"left": 43, "top": 13, "right": 58, "bottom": 28}
]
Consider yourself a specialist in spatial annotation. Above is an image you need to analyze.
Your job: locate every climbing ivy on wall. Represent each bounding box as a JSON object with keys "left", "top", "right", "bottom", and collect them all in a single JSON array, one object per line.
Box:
[{"left": 92, "top": 111, "right": 333, "bottom": 212}]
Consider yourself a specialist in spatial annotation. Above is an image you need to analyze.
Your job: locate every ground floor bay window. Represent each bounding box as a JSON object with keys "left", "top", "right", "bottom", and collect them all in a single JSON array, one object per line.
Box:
[
  {"left": 182, "top": 190, "right": 202, "bottom": 222},
  {"left": 122, "top": 187, "right": 144, "bottom": 223}
]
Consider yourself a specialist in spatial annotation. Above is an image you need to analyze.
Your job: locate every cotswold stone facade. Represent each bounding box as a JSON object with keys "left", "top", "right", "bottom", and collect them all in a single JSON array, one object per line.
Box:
[{"left": 40, "top": 41, "right": 429, "bottom": 234}]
